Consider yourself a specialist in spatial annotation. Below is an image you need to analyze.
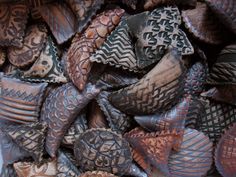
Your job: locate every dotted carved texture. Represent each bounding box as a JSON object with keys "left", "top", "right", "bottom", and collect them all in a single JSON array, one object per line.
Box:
[
  {"left": 74, "top": 129, "right": 132, "bottom": 175},
  {"left": 67, "top": 9, "right": 124, "bottom": 91}
]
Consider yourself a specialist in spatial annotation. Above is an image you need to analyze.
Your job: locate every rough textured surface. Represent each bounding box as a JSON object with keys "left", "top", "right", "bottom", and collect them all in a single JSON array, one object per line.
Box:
[
  {"left": 0, "top": 48, "right": 6, "bottom": 67},
  {"left": 108, "top": 50, "right": 186, "bottom": 115},
  {"left": 39, "top": 2, "right": 76, "bottom": 44},
  {"left": 67, "top": 9, "right": 124, "bottom": 91},
  {"left": 0, "top": 77, "right": 47, "bottom": 123},
  {"left": 0, "top": 3, "right": 28, "bottom": 47},
  {"left": 74, "top": 128, "right": 132, "bottom": 176},
  {"left": 8, "top": 24, "right": 47, "bottom": 68},
  {"left": 215, "top": 123, "right": 236, "bottom": 177},
  {"left": 0, "top": 165, "right": 17, "bottom": 177},
  {"left": 168, "top": 128, "right": 213, "bottom": 177},
  {"left": 41, "top": 82, "right": 101, "bottom": 157},
  {"left": 79, "top": 171, "right": 118, "bottom": 177}
]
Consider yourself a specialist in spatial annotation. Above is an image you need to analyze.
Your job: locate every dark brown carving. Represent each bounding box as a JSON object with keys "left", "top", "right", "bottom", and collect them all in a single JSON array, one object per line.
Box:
[
  {"left": 168, "top": 128, "right": 213, "bottom": 177},
  {"left": 125, "top": 128, "right": 183, "bottom": 176},
  {"left": 0, "top": 48, "right": 6, "bottom": 67},
  {"left": 206, "top": 0, "right": 236, "bottom": 34},
  {"left": 3, "top": 122, "right": 47, "bottom": 162},
  {"left": 135, "top": 96, "right": 191, "bottom": 132},
  {"left": 215, "top": 123, "right": 236, "bottom": 177},
  {"left": 41, "top": 82, "right": 101, "bottom": 157},
  {"left": 67, "top": 9, "right": 125, "bottom": 91},
  {"left": 108, "top": 50, "right": 186, "bottom": 115},
  {"left": 0, "top": 3, "right": 28, "bottom": 47},
  {"left": 39, "top": 2, "right": 76, "bottom": 44},
  {"left": 182, "top": 2, "right": 230, "bottom": 45},
  {"left": 65, "top": 0, "right": 104, "bottom": 33},
  {"left": 14, "top": 159, "right": 57, "bottom": 177},
  {"left": 0, "top": 77, "right": 48, "bottom": 123},
  {"left": 74, "top": 128, "right": 133, "bottom": 176},
  {"left": 8, "top": 24, "right": 47, "bottom": 68}
]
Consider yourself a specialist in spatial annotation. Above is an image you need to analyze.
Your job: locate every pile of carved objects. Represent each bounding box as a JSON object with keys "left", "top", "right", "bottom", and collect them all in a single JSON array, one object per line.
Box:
[{"left": 0, "top": 0, "right": 235, "bottom": 176}]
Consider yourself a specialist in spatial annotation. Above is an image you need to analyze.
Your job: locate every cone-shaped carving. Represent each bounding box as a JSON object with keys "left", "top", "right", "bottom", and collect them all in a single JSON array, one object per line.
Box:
[
  {"left": 41, "top": 82, "right": 101, "bottom": 157},
  {"left": 8, "top": 24, "right": 47, "bottom": 68},
  {"left": 0, "top": 130, "right": 30, "bottom": 165},
  {"left": 108, "top": 49, "right": 186, "bottom": 115},
  {"left": 205, "top": 0, "right": 236, "bottom": 34},
  {"left": 168, "top": 128, "right": 213, "bottom": 177},
  {"left": 182, "top": 2, "right": 230, "bottom": 45},
  {"left": 19, "top": 37, "right": 67, "bottom": 83},
  {"left": 207, "top": 43, "right": 236, "bottom": 85},
  {"left": 0, "top": 77, "right": 48, "bottom": 124},
  {"left": 97, "top": 91, "right": 131, "bottom": 134},
  {"left": 91, "top": 19, "right": 139, "bottom": 72},
  {"left": 65, "top": 0, "right": 104, "bottom": 33},
  {"left": 39, "top": 2, "right": 76, "bottom": 44},
  {"left": 135, "top": 97, "right": 191, "bottom": 132},
  {"left": 215, "top": 123, "right": 236, "bottom": 177},
  {"left": 3, "top": 122, "right": 47, "bottom": 162},
  {"left": 197, "top": 98, "right": 236, "bottom": 143},
  {"left": 79, "top": 171, "right": 118, "bottom": 177},
  {"left": 124, "top": 128, "right": 184, "bottom": 176},
  {"left": 74, "top": 128, "right": 133, "bottom": 176},
  {"left": 184, "top": 62, "right": 207, "bottom": 96},
  {"left": 201, "top": 86, "right": 236, "bottom": 106},
  {"left": 127, "top": 6, "right": 193, "bottom": 69},
  {"left": 67, "top": 9, "right": 124, "bottom": 91},
  {"left": 57, "top": 150, "right": 82, "bottom": 177},
  {"left": 14, "top": 159, "right": 57, "bottom": 177}
]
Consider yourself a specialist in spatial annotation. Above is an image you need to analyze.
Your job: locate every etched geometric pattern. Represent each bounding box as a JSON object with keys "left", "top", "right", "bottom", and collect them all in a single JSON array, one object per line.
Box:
[
  {"left": 67, "top": 9, "right": 124, "bottom": 91},
  {"left": 74, "top": 128, "right": 132, "bottom": 175},
  {"left": 168, "top": 128, "right": 213, "bottom": 177},
  {"left": 109, "top": 50, "right": 186, "bottom": 115},
  {"left": 215, "top": 123, "right": 236, "bottom": 177},
  {"left": 4, "top": 122, "right": 47, "bottom": 163},
  {"left": 91, "top": 19, "right": 138, "bottom": 72},
  {"left": 198, "top": 100, "right": 236, "bottom": 143},
  {"left": 41, "top": 83, "right": 100, "bottom": 157}
]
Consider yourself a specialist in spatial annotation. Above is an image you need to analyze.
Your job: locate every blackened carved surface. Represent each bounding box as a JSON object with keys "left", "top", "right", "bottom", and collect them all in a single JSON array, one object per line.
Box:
[
  {"left": 41, "top": 82, "right": 101, "bottom": 157},
  {"left": 39, "top": 2, "right": 76, "bottom": 44},
  {"left": 8, "top": 24, "right": 48, "bottom": 68},
  {"left": 215, "top": 123, "right": 236, "bottom": 177},
  {"left": 74, "top": 128, "right": 133, "bottom": 176},
  {"left": 0, "top": 77, "right": 48, "bottom": 123},
  {"left": 108, "top": 50, "right": 186, "bottom": 115},
  {"left": 168, "top": 128, "right": 213, "bottom": 177},
  {"left": 0, "top": 3, "right": 28, "bottom": 47},
  {"left": 65, "top": 0, "right": 104, "bottom": 33}
]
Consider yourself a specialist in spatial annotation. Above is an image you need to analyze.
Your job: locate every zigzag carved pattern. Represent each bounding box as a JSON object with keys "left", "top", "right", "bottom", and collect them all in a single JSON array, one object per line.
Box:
[
  {"left": 109, "top": 51, "right": 186, "bottom": 115},
  {"left": 91, "top": 20, "right": 138, "bottom": 72},
  {"left": 207, "top": 62, "right": 236, "bottom": 84}
]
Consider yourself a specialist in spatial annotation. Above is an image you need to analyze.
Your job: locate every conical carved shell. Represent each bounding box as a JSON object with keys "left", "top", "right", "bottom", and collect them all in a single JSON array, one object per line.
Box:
[
  {"left": 197, "top": 98, "right": 236, "bottom": 143},
  {"left": 182, "top": 2, "right": 230, "bottom": 45},
  {"left": 97, "top": 91, "right": 131, "bottom": 134},
  {"left": 41, "top": 82, "right": 100, "bottom": 157},
  {"left": 91, "top": 19, "right": 139, "bottom": 72},
  {"left": 67, "top": 9, "right": 125, "bottom": 91},
  {"left": 108, "top": 49, "right": 186, "bottom": 115},
  {"left": 19, "top": 37, "right": 67, "bottom": 83},
  {"left": 79, "top": 171, "right": 118, "bottom": 177},
  {"left": 207, "top": 43, "right": 236, "bottom": 85},
  {"left": 14, "top": 159, "right": 57, "bottom": 177},
  {"left": 8, "top": 24, "right": 47, "bottom": 68},
  {"left": 124, "top": 128, "right": 183, "bottom": 176},
  {"left": 3, "top": 122, "right": 47, "bottom": 162},
  {"left": 39, "top": 2, "right": 76, "bottom": 44},
  {"left": 135, "top": 97, "right": 191, "bottom": 132},
  {"left": 74, "top": 128, "right": 133, "bottom": 176},
  {"left": 205, "top": 0, "right": 236, "bottom": 34},
  {"left": 168, "top": 128, "right": 213, "bottom": 177},
  {"left": 65, "top": 0, "right": 104, "bottom": 33},
  {"left": 127, "top": 7, "right": 194, "bottom": 69},
  {"left": 215, "top": 123, "right": 236, "bottom": 177}
]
